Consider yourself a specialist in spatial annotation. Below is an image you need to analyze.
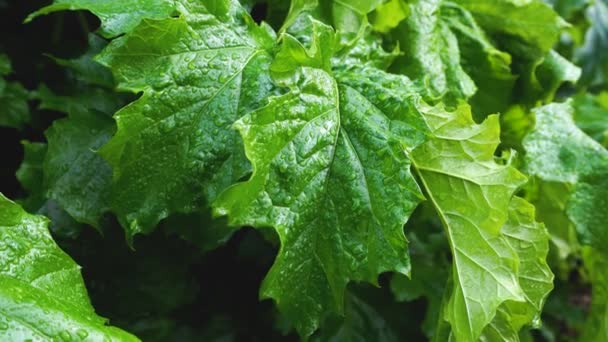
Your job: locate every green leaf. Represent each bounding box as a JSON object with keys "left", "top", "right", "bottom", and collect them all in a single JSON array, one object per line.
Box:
[
  {"left": 215, "top": 18, "right": 428, "bottom": 337},
  {"left": 454, "top": 0, "right": 565, "bottom": 55},
  {"left": 390, "top": 219, "right": 450, "bottom": 338},
  {"left": 524, "top": 101, "right": 608, "bottom": 184},
  {"left": 410, "top": 103, "right": 529, "bottom": 341},
  {"left": 572, "top": 92, "right": 608, "bottom": 146},
  {"left": 328, "top": 0, "right": 385, "bottom": 34},
  {"left": 454, "top": 0, "right": 571, "bottom": 106},
  {"left": 523, "top": 101, "right": 608, "bottom": 254},
  {"left": 575, "top": 0, "right": 608, "bottom": 88},
  {"left": 0, "top": 194, "right": 138, "bottom": 341},
  {"left": 520, "top": 49, "right": 581, "bottom": 105},
  {"left": 26, "top": 0, "right": 177, "bottom": 38},
  {"left": 441, "top": 2, "right": 517, "bottom": 117},
  {"left": 384, "top": 0, "right": 575, "bottom": 114},
  {"left": 546, "top": 0, "right": 589, "bottom": 20},
  {"left": 0, "top": 53, "right": 10, "bottom": 76},
  {"left": 369, "top": 0, "right": 409, "bottom": 33},
  {"left": 97, "top": 1, "right": 277, "bottom": 239},
  {"left": 162, "top": 209, "right": 237, "bottom": 253},
  {"left": 15, "top": 141, "right": 47, "bottom": 211},
  {"left": 47, "top": 34, "right": 116, "bottom": 89},
  {"left": 0, "top": 55, "right": 29, "bottom": 129},
  {"left": 35, "top": 37, "right": 126, "bottom": 228},
  {"left": 15, "top": 141, "right": 84, "bottom": 240},
  {"left": 44, "top": 105, "right": 115, "bottom": 227},
  {"left": 311, "top": 291, "right": 400, "bottom": 342},
  {"left": 482, "top": 197, "right": 554, "bottom": 340},
  {"left": 580, "top": 247, "right": 608, "bottom": 341},
  {"left": 567, "top": 174, "right": 608, "bottom": 253},
  {"left": 280, "top": 0, "right": 386, "bottom": 39},
  {"left": 390, "top": 0, "right": 477, "bottom": 105},
  {"left": 527, "top": 181, "right": 579, "bottom": 264}
]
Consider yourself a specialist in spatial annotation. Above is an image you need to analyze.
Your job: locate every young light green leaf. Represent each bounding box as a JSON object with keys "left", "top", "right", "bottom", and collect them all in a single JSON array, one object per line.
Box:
[
  {"left": 369, "top": 0, "right": 410, "bottom": 33},
  {"left": 410, "top": 103, "right": 528, "bottom": 341},
  {"left": 215, "top": 18, "right": 428, "bottom": 337},
  {"left": 291, "top": 0, "right": 385, "bottom": 31},
  {"left": 481, "top": 197, "right": 554, "bottom": 340},
  {"left": 0, "top": 194, "right": 138, "bottom": 341},
  {"left": 97, "top": 1, "right": 277, "bottom": 239}
]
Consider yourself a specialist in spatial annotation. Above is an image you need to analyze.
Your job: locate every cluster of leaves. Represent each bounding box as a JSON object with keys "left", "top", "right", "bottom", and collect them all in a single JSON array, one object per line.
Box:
[{"left": 1, "top": 0, "right": 607, "bottom": 340}]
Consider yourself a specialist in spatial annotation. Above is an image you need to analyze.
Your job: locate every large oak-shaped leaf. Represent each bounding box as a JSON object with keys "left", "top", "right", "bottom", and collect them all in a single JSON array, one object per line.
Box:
[
  {"left": 97, "top": 1, "right": 277, "bottom": 238},
  {"left": 410, "top": 104, "right": 528, "bottom": 341},
  {"left": 215, "top": 19, "right": 428, "bottom": 337}
]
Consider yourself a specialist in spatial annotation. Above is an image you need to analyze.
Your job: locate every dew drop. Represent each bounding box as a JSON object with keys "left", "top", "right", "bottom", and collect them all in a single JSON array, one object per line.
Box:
[
  {"left": 0, "top": 322, "right": 8, "bottom": 330},
  {"left": 278, "top": 164, "right": 288, "bottom": 174},
  {"left": 160, "top": 118, "right": 176, "bottom": 133},
  {"left": 76, "top": 329, "right": 89, "bottom": 339},
  {"left": 188, "top": 62, "right": 196, "bottom": 70},
  {"left": 59, "top": 330, "right": 72, "bottom": 341}
]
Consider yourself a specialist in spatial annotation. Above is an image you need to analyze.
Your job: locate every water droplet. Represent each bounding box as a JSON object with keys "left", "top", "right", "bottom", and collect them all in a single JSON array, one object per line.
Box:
[
  {"left": 0, "top": 322, "right": 8, "bottom": 330},
  {"left": 188, "top": 62, "right": 196, "bottom": 70},
  {"left": 218, "top": 73, "right": 229, "bottom": 83},
  {"left": 160, "top": 118, "right": 176, "bottom": 133},
  {"left": 142, "top": 104, "right": 152, "bottom": 114},
  {"left": 59, "top": 330, "right": 72, "bottom": 341},
  {"left": 76, "top": 329, "right": 88, "bottom": 339},
  {"left": 189, "top": 30, "right": 200, "bottom": 39}
]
